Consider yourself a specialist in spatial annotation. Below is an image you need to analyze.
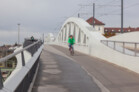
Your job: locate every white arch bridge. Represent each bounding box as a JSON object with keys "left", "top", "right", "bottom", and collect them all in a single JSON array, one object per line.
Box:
[{"left": 55, "top": 17, "right": 139, "bottom": 73}]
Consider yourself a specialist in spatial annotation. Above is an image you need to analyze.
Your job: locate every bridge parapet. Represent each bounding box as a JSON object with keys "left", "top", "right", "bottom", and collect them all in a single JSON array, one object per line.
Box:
[
  {"left": 0, "top": 39, "right": 43, "bottom": 92},
  {"left": 23, "top": 39, "right": 43, "bottom": 56},
  {"left": 101, "top": 40, "right": 139, "bottom": 57}
]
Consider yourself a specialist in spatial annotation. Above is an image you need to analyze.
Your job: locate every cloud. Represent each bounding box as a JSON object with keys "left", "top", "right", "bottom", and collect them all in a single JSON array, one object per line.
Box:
[
  {"left": 0, "top": 27, "right": 43, "bottom": 45},
  {"left": 0, "top": 0, "right": 139, "bottom": 44}
]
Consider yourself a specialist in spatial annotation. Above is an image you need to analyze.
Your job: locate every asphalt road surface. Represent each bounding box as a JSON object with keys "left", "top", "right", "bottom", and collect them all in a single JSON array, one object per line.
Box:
[{"left": 51, "top": 45, "right": 139, "bottom": 92}]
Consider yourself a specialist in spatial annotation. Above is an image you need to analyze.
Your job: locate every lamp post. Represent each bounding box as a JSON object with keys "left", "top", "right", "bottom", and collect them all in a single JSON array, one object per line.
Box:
[
  {"left": 17, "top": 23, "right": 20, "bottom": 45},
  {"left": 78, "top": 13, "right": 80, "bottom": 18}
]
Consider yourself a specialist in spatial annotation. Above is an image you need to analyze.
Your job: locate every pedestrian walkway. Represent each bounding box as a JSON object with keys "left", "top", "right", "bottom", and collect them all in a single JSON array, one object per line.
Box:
[{"left": 32, "top": 45, "right": 101, "bottom": 92}]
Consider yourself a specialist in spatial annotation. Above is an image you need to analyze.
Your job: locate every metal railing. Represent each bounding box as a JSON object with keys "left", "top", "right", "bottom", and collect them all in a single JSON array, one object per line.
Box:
[
  {"left": 0, "top": 39, "right": 43, "bottom": 91},
  {"left": 101, "top": 40, "right": 139, "bottom": 57}
]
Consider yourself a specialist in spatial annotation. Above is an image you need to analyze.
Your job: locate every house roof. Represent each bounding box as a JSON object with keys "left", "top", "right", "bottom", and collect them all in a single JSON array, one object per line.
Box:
[
  {"left": 104, "top": 27, "right": 139, "bottom": 33},
  {"left": 86, "top": 17, "right": 105, "bottom": 25},
  {"left": 136, "top": 27, "right": 139, "bottom": 31}
]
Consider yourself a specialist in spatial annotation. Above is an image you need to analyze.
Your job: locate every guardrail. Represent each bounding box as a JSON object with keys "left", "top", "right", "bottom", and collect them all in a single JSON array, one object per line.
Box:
[
  {"left": 0, "top": 40, "right": 43, "bottom": 91},
  {"left": 101, "top": 40, "right": 139, "bottom": 57}
]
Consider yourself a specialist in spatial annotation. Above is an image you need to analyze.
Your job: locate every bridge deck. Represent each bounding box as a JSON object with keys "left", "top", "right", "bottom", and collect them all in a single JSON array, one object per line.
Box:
[
  {"left": 32, "top": 45, "right": 101, "bottom": 92},
  {"left": 33, "top": 45, "right": 139, "bottom": 92}
]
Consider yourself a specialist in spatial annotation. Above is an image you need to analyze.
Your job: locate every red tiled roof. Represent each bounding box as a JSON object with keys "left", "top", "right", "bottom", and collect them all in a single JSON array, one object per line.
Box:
[
  {"left": 136, "top": 27, "right": 139, "bottom": 31},
  {"left": 86, "top": 17, "right": 105, "bottom": 25},
  {"left": 104, "top": 27, "right": 139, "bottom": 33}
]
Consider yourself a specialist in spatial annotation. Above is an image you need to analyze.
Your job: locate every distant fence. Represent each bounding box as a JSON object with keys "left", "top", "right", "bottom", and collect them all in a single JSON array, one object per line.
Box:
[
  {"left": 0, "top": 39, "right": 43, "bottom": 92},
  {"left": 101, "top": 40, "right": 139, "bottom": 57}
]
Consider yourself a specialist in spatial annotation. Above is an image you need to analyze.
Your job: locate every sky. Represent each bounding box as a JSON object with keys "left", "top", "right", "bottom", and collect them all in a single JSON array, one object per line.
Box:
[{"left": 0, "top": 0, "right": 139, "bottom": 45}]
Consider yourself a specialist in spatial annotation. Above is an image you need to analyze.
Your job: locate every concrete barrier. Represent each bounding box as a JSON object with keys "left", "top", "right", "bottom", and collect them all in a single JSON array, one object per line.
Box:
[{"left": 2, "top": 43, "right": 43, "bottom": 92}]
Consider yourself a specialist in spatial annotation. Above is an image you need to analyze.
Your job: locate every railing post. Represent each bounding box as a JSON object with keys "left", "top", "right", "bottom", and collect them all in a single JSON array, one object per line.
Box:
[
  {"left": 123, "top": 42, "right": 125, "bottom": 53},
  {"left": 135, "top": 43, "right": 137, "bottom": 56},
  {"left": 113, "top": 41, "right": 116, "bottom": 50},
  {"left": 0, "top": 69, "right": 3, "bottom": 89},
  {"left": 21, "top": 51, "right": 25, "bottom": 66},
  {"left": 107, "top": 40, "right": 108, "bottom": 46}
]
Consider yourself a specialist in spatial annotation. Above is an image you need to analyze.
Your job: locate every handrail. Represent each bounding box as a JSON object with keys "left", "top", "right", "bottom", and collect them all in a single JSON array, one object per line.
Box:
[
  {"left": 101, "top": 40, "right": 139, "bottom": 44},
  {"left": 0, "top": 41, "right": 40, "bottom": 63},
  {"left": 101, "top": 40, "right": 139, "bottom": 57},
  {"left": 0, "top": 40, "right": 43, "bottom": 90}
]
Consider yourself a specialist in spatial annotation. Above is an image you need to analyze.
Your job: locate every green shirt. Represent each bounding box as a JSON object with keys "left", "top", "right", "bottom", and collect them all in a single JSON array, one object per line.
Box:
[{"left": 68, "top": 37, "right": 75, "bottom": 45}]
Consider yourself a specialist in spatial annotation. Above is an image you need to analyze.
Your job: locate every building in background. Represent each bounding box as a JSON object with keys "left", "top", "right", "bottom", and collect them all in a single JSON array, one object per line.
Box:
[
  {"left": 86, "top": 17, "right": 105, "bottom": 34},
  {"left": 0, "top": 45, "right": 17, "bottom": 80},
  {"left": 86, "top": 17, "right": 139, "bottom": 37},
  {"left": 104, "top": 27, "right": 139, "bottom": 37},
  {"left": 45, "top": 33, "right": 55, "bottom": 44},
  {"left": 0, "top": 45, "right": 17, "bottom": 68},
  {"left": 104, "top": 27, "right": 138, "bottom": 34}
]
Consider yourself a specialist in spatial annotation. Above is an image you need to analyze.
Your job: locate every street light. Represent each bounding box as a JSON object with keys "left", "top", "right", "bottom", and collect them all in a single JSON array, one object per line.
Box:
[{"left": 17, "top": 23, "right": 20, "bottom": 45}]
